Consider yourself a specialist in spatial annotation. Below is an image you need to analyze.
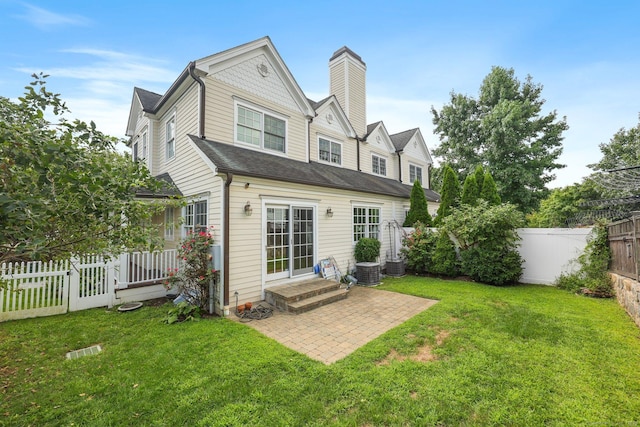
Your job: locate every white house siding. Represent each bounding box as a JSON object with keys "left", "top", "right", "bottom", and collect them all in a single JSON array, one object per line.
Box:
[
  {"left": 309, "top": 128, "right": 358, "bottom": 171},
  {"left": 203, "top": 77, "right": 308, "bottom": 162},
  {"left": 401, "top": 134, "right": 431, "bottom": 188},
  {"left": 347, "top": 60, "right": 366, "bottom": 137},
  {"left": 155, "top": 84, "right": 199, "bottom": 175},
  {"left": 226, "top": 176, "right": 410, "bottom": 303},
  {"left": 329, "top": 62, "right": 346, "bottom": 115}
]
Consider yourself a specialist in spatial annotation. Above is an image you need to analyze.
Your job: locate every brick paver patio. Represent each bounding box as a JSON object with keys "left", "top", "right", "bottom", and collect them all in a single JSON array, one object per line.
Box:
[{"left": 233, "top": 286, "right": 438, "bottom": 364}]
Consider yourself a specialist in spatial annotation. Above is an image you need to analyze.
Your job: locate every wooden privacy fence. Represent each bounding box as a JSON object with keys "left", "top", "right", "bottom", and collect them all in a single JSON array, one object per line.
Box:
[
  {"left": 0, "top": 250, "right": 178, "bottom": 322},
  {"left": 607, "top": 215, "right": 639, "bottom": 281}
]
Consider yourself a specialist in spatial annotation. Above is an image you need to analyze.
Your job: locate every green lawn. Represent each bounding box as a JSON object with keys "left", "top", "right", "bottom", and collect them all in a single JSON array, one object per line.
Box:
[{"left": 1, "top": 277, "right": 639, "bottom": 426}]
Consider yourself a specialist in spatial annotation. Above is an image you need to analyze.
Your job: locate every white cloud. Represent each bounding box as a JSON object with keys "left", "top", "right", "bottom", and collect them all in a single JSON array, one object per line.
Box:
[
  {"left": 16, "top": 3, "right": 90, "bottom": 30},
  {"left": 16, "top": 49, "right": 176, "bottom": 84}
]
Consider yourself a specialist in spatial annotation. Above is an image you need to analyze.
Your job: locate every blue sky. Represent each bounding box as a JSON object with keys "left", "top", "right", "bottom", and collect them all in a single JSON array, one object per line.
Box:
[{"left": 1, "top": 0, "right": 639, "bottom": 188}]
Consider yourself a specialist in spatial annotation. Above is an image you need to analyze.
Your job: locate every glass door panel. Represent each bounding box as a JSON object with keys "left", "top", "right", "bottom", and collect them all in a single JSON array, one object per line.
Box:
[
  {"left": 266, "top": 207, "right": 289, "bottom": 280},
  {"left": 292, "top": 207, "right": 314, "bottom": 275}
]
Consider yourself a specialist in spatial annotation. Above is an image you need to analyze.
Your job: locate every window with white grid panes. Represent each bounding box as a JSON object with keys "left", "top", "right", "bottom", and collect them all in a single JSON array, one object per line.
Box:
[
  {"left": 184, "top": 201, "right": 207, "bottom": 235},
  {"left": 166, "top": 116, "right": 175, "bottom": 159},
  {"left": 410, "top": 164, "right": 422, "bottom": 184},
  {"left": 372, "top": 155, "right": 386, "bottom": 176},
  {"left": 318, "top": 137, "right": 342, "bottom": 165},
  {"left": 236, "top": 104, "right": 286, "bottom": 153},
  {"left": 353, "top": 206, "right": 380, "bottom": 242}
]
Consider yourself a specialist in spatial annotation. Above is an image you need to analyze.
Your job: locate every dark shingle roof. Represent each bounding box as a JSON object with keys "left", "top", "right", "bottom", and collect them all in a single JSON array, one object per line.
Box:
[
  {"left": 390, "top": 128, "right": 418, "bottom": 151},
  {"left": 135, "top": 172, "right": 182, "bottom": 198},
  {"left": 329, "top": 46, "right": 366, "bottom": 66},
  {"left": 134, "top": 87, "right": 162, "bottom": 112},
  {"left": 189, "top": 135, "right": 439, "bottom": 202},
  {"left": 366, "top": 121, "right": 382, "bottom": 138}
]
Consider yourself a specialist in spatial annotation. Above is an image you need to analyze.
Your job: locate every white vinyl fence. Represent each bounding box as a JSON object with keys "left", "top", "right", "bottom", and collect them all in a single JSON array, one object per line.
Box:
[
  {"left": 399, "top": 227, "right": 592, "bottom": 285},
  {"left": 0, "top": 250, "right": 177, "bottom": 322}
]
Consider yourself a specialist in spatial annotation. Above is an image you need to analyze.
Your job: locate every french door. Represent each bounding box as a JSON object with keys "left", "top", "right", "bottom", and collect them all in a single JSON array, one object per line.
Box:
[{"left": 266, "top": 205, "right": 315, "bottom": 280}]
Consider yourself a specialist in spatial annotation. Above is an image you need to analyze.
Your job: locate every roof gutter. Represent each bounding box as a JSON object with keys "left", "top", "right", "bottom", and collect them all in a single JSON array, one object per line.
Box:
[
  {"left": 356, "top": 136, "right": 362, "bottom": 171},
  {"left": 222, "top": 172, "right": 233, "bottom": 312},
  {"left": 188, "top": 61, "right": 206, "bottom": 139}
]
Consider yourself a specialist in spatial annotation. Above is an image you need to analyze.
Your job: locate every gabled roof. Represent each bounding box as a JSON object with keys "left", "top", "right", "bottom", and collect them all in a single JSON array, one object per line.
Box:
[
  {"left": 366, "top": 121, "right": 382, "bottom": 137},
  {"left": 189, "top": 135, "right": 440, "bottom": 202},
  {"left": 195, "top": 36, "right": 315, "bottom": 118},
  {"left": 134, "top": 87, "right": 162, "bottom": 112},
  {"left": 309, "top": 95, "right": 357, "bottom": 139},
  {"left": 390, "top": 128, "right": 419, "bottom": 151}
]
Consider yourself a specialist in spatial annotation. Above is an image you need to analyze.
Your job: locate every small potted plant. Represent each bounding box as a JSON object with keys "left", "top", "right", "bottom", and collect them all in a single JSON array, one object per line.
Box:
[{"left": 354, "top": 237, "right": 381, "bottom": 285}]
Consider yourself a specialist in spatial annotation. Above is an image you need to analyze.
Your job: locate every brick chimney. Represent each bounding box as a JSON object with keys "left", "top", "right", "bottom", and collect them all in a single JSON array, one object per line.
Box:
[{"left": 329, "top": 47, "right": 366, "bottom": 138}]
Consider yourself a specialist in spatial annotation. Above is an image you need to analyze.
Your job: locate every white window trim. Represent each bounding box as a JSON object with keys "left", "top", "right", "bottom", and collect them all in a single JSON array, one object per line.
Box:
[
  {"left": 234, "top": 100, "right": 288, "bottom": 155},
  {"left": 182, "top": 199, "right": 208, "bottom": 237},
  {"left": 351, "top": 203, "right": 383, "bottom": 244},
  {"left": 409, "top": 163, "right": 423, "bottom": 184},
  {"left": 165, "top": 112, "right": 176, "bottom": 161},
  {"left": 141, "top": 129, "right": 148, "bottom": 161},
  {"left": 371, "top": 154, "right": 387, "bottom": 177},
  {"left": 317, "top": 135, "right": 343, "bottom": 166},
  {"left": 165, "top": 208, "right": 175, "bottom": 241}
]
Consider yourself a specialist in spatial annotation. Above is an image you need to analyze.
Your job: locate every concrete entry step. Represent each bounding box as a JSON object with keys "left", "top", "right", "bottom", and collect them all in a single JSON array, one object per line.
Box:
[{"left": 265, "top": 278, "right": 348, "bottom": 314}]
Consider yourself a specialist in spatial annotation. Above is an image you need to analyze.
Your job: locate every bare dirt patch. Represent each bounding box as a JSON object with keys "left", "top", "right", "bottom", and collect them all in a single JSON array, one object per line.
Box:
[{"left": 377, "top": 329, "right": 451, "bottom": 365}]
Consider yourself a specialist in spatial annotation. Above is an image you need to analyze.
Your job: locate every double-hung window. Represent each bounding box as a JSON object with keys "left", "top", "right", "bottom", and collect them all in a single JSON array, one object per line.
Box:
[
  {"left": 410, "top": 164, "right": 423, "bottom": 184},
  {"left": 372, "top": 155, "right": 386, "bottom": 176},
  {"left": 353, "top": 206, "right": 381, "bottom": 242},
  {"left": 165, "top": 208, "right": 175, "bottom": 240},
  {"left": 236, "top": 104, "right": 286, "bottom": 153},
  {"left": 318, "top": 137, "right": 342, "bottom": 165},
  {"left": 132, "top": 142, "right": 139, "bottom": 162},
  {"left": 166, "top": 116, "right": 176, "bottom": 160},
  {"left": 141, "top": 131, "right": 148, "bottom": 160},
  {"left": 184, "top": 201, "right": 207, "bottom": 235}
]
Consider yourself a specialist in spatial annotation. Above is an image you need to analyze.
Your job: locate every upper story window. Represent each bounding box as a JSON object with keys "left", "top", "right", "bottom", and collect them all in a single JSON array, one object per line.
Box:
[
  {"left": 184, "top": 200, "right": 207, "bottom": 235},
  {"left": 132, "top": 142, "right": 139, "bottom": 162},
  {"left": 318, "top": 137, "right": 342, "bottom": 165},
  {"left": 166, "top": 115, "right": 176, "bottom": 160},
  {"left": 141, "top": 131, "right": 148, "bottom": 160},
  {"left": 236, "top": 103, "right": 286, "bottom": 154},
  {"left": 372, "top": 154, "right": 387, "bottom": 176},
  {"left": 410, "top": 164, "right": 423, "bottom": 184}
]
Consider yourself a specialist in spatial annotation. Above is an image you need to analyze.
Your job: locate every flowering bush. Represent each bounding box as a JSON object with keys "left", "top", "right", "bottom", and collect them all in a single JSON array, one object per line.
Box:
[
  {"left": 401, "top": 222, "right": 437, "bottom": 274},
  {"left": 165, "top": 227, "right": 218, "bottom": 310}
]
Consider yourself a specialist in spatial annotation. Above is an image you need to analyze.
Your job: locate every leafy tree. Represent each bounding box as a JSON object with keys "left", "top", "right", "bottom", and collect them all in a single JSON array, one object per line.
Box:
[
  {"left": 0, "top": 74, "right": 177, "bottom": 263},
  {"left": 589, "top": 115, "right": 640, "bottom": 171},
  {"left": 432, "top": 66, "right": 568, "bottom": 213},
  {"left": 403, "top": 180, "right": 432, "bottom": 227},
  {"left": 526, "top": 179, "right": 601, "bottom": 227},
  {"left": 430, "top": 230, "right": 459, "bottom": 277},
  {"left": 441, "top": 200, "right": 525, "bottom": 285},
  {"left": 435, "top": 165, "right": 461, "bottom": 225},
  {"left": 461, "top": 173, "right": 480, "bottom": 205},
  {"left": 480, "top": 171, "right": 501, "bottom": 206},
  {"left": 473, "top": 165, "right": 485, "bottom": 195}
]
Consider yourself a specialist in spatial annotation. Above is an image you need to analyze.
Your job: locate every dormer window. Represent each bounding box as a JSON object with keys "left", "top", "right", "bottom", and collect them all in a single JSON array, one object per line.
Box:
[
  {"left": 236, "top": 103, "right": 286, "bottom": 154},
  {"left": 372, "top": 154, "right": 387, "bottom": 176},
  {"left": 318, "top": 137, "right": 342, "bottom": 165},
  {"left": 410, "top": 164, "right": 423, "bottom": 184}
]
